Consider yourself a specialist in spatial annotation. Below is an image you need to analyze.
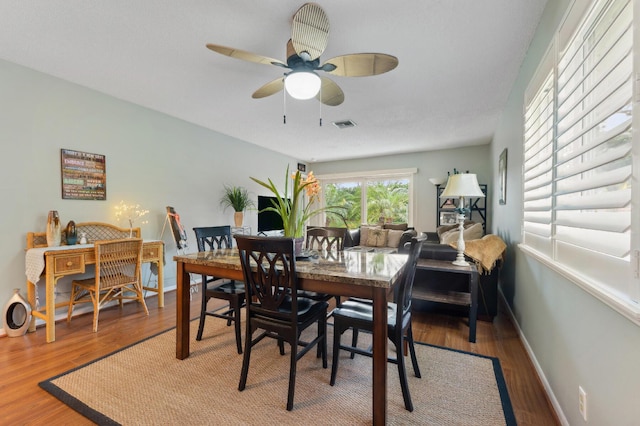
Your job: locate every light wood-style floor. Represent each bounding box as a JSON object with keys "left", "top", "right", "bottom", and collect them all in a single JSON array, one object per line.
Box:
[{"left": 0, "top": 291, "right": 559, "bottom": 425}]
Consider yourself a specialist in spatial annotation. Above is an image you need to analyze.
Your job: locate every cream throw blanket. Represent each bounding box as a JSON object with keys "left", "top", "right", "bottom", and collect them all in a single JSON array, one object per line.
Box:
[{"left": 450, "top": 234, "right": 506, "bottom": 274}]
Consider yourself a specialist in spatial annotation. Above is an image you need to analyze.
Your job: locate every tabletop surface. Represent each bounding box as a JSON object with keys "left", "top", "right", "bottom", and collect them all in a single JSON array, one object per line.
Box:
[{"left": 174, "top": 248, "right": 408, "bottom": 289}]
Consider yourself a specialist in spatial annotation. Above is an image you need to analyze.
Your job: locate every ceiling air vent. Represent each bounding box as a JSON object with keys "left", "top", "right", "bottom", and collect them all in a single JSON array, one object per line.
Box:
[{"left": 332, "top": 119, "right": 357, "bottom": 129}]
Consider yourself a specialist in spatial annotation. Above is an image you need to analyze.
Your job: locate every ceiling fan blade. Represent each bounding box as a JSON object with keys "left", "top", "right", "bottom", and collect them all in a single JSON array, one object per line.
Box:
[
  {"left": 322, "top": 53, "right": 398, "bottom": 77},
  {"left": 291, "top": 2, "right": 329, "bottom": 61},
  {"left": 206, "top": 43, "right": 287, "bottom": 67},
  {"left": 252, "top": 78, "right": 285, "bottom": 99},
  {"left": 317, "top": 77, "right": 344, "bottom": 106}
]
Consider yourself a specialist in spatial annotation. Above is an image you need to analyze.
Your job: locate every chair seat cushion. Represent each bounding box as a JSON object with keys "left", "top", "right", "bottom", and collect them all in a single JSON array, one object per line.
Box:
[
  {"left": 209, "top": 279, "right": 245, "bottom": 294},
  {"left": 333, "top": 299, "right": 398, "bottom": 328},
  {"left": 297, "top": 290, "right": 331, "bottom": 302},
  {"left": 254, "top": 297, "right": 328, "bottom": 321}
]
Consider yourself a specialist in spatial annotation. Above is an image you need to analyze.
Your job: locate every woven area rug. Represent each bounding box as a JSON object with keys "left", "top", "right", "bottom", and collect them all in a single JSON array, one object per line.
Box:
[{"left": 40, "top": 319, "right": 516, "bottom": 425}]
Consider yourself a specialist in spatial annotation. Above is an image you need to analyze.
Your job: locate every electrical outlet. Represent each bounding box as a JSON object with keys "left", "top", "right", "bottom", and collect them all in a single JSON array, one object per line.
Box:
[{"left": 579, "top": 386, "right": 588, "bottom": 421}]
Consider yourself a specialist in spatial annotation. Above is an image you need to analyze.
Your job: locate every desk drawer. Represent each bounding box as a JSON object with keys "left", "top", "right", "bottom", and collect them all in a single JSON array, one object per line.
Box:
[
  {"left": 143, "top": 245, "right": 162, "bottom": 260},
  {"left": 54, "top": 255, "right": 85, "bottom": 274}
]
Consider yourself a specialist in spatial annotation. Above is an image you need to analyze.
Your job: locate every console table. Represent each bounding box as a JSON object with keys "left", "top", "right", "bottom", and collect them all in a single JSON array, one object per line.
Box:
[
  {"left": 414, "top": 258, "right": 478, "bottom": 342},
  {"left": 25, "top": 222, "right": 164, "bottom": 343}
]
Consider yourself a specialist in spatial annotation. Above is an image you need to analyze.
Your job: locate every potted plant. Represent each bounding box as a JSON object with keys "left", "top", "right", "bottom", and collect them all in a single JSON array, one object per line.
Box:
[
  {"left": 251, "top": 166, "right": 343, "bottom": 253},
  {"left": 220, "top": 185, "right": 255, "bottom": 227}
]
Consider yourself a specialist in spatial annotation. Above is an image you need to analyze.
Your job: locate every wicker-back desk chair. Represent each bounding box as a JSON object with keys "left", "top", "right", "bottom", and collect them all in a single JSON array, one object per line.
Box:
[{"left": 67, "top": 238, "right": 147, "bottom": 332}]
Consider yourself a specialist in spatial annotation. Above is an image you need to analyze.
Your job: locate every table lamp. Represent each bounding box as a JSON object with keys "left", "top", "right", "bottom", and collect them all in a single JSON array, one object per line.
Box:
[{"left": 440, "top": 173, "right": 485, "bottom": 266}]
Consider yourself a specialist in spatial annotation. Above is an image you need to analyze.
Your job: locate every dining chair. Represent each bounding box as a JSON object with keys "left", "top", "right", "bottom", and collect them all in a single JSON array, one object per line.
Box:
[
  {"left": 234, "top": 235, "right": 328, "bottom": 411},
  {"left": 67, "top": 238, "right": 148, "bottom": 332},
  {"left": 305, "top": 226, "right": 347, "bottom": 251},
  {"left": 302, "top": 226, "right": 347, "bottom": 311},
  {"left": 330, "top": 235, "right": 426, "bottom": 412},
  {"left": 193, "top": 226, "right": 245, "bottom": 354}
]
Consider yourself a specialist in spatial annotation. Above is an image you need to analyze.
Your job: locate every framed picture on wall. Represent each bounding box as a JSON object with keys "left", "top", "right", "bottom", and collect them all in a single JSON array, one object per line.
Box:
[
  {"left": 60, "top": 149, "right": 106, "bottom": 200},
  {"left": 499, "top": 148, "right": 507, "bottom": 205}
]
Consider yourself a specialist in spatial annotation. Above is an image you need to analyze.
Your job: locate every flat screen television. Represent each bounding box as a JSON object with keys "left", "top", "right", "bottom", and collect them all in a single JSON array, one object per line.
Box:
[{"left": 257, "top": 195, "right": 289, "bottom": 232}]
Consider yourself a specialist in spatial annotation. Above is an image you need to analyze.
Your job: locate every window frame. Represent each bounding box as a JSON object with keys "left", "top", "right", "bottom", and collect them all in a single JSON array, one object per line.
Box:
[{"left": 314, "top": 168, "right": 417, "bottom": 227}]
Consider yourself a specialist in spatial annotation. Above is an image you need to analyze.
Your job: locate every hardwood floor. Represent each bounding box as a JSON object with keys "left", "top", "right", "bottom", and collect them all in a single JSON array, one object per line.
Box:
[{"left": 0, "top": 291, "right": 559, "bottom": 425}]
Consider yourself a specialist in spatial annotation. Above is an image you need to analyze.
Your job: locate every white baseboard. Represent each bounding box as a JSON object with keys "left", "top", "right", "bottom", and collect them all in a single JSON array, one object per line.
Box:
[{"left": 498, "top": 289, "right": 569, "bottom": 426}]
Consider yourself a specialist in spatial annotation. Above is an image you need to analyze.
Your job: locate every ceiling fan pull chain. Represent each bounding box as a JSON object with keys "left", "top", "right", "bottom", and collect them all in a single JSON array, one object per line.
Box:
[
  {"left": 319, "top": 85, "right": 322, "bottom": 127},
  {"left": 283, "top": 88, "right": 287, "bottom": 124}
]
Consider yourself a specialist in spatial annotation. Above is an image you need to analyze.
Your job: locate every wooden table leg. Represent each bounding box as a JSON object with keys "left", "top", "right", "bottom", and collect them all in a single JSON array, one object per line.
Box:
[
  {"left": 372, "top": 287, "right": 388, "bottom": 425},
  {"left": 156, "top": 259, "right": 164, "bottom": 308},
  {"left": 26, "top": 280, "right": 37, "bottom": 333},
  {"left": 45, "top": 275, "right": 55, "bottom": 343},
  {"left": 176, "top": 261, "right": 191, "bottom": 359},
  {"left": 468, "top": 267, "right": 478, "bottom": 343}
]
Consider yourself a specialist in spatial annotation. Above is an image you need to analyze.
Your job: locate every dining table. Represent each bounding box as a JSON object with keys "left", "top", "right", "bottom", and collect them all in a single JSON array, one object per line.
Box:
[{"left": 174, "top": 248, "right": 408, "bottom": 425}]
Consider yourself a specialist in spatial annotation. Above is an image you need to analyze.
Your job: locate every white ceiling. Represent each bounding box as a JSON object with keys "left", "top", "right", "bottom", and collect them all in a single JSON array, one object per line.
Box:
[{"left": 0, "top": 1, "right": 547, "bottom": 163}]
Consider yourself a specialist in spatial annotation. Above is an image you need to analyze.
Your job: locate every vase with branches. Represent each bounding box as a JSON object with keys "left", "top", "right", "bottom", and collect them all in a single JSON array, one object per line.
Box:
[{"left": 114, "top": 201, "right": 149, "bottom": 237}]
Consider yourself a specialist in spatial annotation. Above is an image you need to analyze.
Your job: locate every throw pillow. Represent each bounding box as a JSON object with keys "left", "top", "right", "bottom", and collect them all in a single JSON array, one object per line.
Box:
[
  {"left": 437, "top": 220, "right": 476, "bottom": 239},
  {"left": 386, "top": 229, "right": 404, "bottom": 248},
  {"left": 440, "top": 222, "right": 484, "bottom": 245},
  {"left": 436, "top": 223, "right": 459, "bottom": 239},
  {"left": 366, "top": 228, "right": 389, "bottom": 247},
  {"left": 359, "top": 226, "right": 380, "bottom": 246},
  {"left": 383, "top": 223, "right": 408, "bottom": 231}
]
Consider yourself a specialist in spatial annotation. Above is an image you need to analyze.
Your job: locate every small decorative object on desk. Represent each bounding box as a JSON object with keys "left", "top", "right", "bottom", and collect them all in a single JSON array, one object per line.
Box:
[
  {"left": 46, "top": 210, "right": 61, "bottom": 247},
  {"left": 79, "top": 232, "right": 88, "bottom": 244},
  {"left": 114, "top": 200, "right": 149, "bottom": 237},
  {"left": 3, "top": 288, "right": 32, "bottom": 337},
  {"left": 65, "top": 220, "right": 77, "bottom": 245}
]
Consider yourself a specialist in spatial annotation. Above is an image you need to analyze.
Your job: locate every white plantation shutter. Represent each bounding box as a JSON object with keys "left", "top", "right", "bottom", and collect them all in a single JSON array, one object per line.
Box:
[
  {"left": 522, "top": 0, "right": 638, "bottom": 316},
  {"left": 524, "top": 67, "right": 555, "bottom": 256},
  {"left": 555, "top": 0, "right": 633, "bottom": 297}
]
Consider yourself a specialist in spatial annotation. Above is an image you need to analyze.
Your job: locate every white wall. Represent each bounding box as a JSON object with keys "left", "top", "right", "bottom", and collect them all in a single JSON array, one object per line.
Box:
[
  {"left": 312, "top": 145, "right": 491, "bottom": 233},
  {"left": 492, "top": 1, "right": 640, "bottom": 424},
  {"left": 0, "top": 58, "right": 297, "bottom": 331}
]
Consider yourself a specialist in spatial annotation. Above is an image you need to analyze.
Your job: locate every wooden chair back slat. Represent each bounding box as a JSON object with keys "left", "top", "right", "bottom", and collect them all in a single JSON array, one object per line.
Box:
[{"left": 305, "top": 226, "right": 347, "bottom": 251}]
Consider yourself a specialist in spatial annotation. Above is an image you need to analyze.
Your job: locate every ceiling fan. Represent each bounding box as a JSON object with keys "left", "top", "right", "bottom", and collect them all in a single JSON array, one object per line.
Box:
[{"left": 206, "top": 2, "right": 398, "bottom": 107}]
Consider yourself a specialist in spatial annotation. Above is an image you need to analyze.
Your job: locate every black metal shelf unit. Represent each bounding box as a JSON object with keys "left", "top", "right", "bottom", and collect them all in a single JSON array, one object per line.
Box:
[{"left": 436, "top": 184, "right": 487, "bottom": 232}]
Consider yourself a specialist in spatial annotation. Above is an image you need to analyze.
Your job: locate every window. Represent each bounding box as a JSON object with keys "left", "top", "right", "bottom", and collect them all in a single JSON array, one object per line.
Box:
[
  {"left": 315, "top": 169, "right": 416, "bottom": 228},
  {"left": 521, "top": 0, "right": 638, "bottom": 322}
]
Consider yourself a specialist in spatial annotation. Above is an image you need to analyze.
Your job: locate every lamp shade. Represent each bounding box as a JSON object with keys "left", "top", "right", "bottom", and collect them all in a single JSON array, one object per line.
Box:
[
  {"left": 440, "top": 173, "right": 485, "bottom": 198},
  {"left": 284, "top": 71, "right": 321, "bottom": 100}
]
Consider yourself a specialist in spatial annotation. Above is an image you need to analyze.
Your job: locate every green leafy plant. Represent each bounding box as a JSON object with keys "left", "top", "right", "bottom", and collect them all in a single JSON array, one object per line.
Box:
[
  {"left": 251, "top": 166, "right": 343, "bottom": 237},
  {"left": 219, "top": 185, "right": 255, "bottom": 212}
]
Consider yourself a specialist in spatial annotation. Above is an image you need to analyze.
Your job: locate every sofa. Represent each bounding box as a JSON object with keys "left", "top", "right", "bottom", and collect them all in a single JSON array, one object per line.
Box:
[
  {"left": 403, "top": 224, "right": 505, "bottom": 321},
  {"left": 345, "top": 223, "right": 417, "bottom": 253}
]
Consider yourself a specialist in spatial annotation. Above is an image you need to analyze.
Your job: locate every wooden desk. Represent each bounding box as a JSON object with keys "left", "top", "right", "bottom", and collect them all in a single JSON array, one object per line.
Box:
[
  {"left": 415, "top": 258, "right": 479, "bottom": 342},
  {"left": 174, "top": 249, "right": 408, "bottom": 426},
  {"left": 25, "top": 223, "right": 164, "bottom": 343}
]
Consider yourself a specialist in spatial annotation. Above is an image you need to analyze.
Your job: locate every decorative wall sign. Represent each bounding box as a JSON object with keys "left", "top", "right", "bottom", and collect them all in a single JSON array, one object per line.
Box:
[
  {"left": 499, "top": 148, "right": 507, "bottom": 205},
  {"left": 60, "top": 149, "right": 106, "bottom": 200}
]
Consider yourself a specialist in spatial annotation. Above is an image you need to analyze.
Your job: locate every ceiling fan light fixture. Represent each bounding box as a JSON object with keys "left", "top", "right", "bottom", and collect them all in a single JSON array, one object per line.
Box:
[{"left": 284, "top": 71, "right": 321, "bottom": 100}]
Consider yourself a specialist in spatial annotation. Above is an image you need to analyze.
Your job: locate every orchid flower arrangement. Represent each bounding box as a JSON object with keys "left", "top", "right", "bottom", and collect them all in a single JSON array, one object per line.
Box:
[{"left": 251, "top": 166, "right": 339, "bottom": 238}]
